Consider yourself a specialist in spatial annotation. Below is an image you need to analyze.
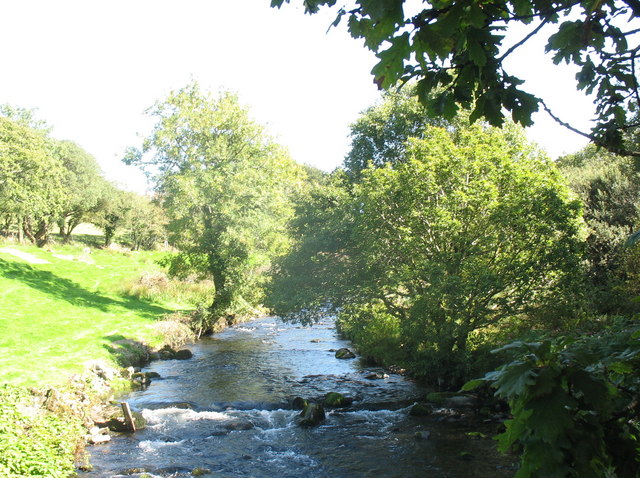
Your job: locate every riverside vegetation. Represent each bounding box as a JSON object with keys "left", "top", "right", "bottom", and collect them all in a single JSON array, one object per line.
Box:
[{"left": 1, "top": 77, "right": 640, "bottom": 477}]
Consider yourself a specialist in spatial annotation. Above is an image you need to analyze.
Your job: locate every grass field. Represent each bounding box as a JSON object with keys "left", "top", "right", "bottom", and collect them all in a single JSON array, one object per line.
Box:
[{"left": 0, "top": 240, "right": 186, "bottom": 386}]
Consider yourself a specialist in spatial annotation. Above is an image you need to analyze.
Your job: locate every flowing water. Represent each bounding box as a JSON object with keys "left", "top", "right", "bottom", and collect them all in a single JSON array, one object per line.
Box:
[{"left": 84, "top": 317, "right": 515, "bottom": 477}]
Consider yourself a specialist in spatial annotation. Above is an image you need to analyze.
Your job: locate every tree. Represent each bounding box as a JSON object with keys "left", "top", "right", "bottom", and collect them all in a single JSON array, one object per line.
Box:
[
  {"left": 272, "top": 121, "right": 584, "bottom": 386},
  {"left": 558, "top": 145, "right": 640, "bottom": 312},
  {"left": 90, "top": 185, "right": 135, "bottom": 247},
  {"left": 50, "top": 139, "right": 107, "bottom": 243},
  {"left": 125, "top": 195, "right": 167, "bottom": 251},
  {"left": 125, "top": 82, "right": 305, "bottom": 319},
  {"left": 272, "top": 0, "right": 640, "bottom": 156},
  {"left": 0, "top": 117, "right": 65, "bottom": 246}
]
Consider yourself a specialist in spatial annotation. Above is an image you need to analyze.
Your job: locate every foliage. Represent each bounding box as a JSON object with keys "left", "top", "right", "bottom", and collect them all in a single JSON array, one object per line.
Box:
[
  {"left": 121, "top": 270, "right": 215, "bottom": 308},
  {"left": 272, "top": 118, "right": 584, "bottom": 386},
  {"left": 125, "top": 82, "right": 305, "bottom": 319},
  {"left": 267, "top": 170, "right": 356, "bottom": 322},
  {"left": 90, "top": 185, "right": 135, "bottom": 247},
  {"left": 0, "top": 109, "right": 112, "bottom": 248},
  {"left": 335, "top": 301, "right": 406, "bottom": 366},
  {"left": 124, "top": 194, "right": 168, "bottom": 250},
  {"left": 465, "top": 323, "right": 640, "bottom": 477},
  {"left": 345, "top": 85, "right": 453, "bottom": 177},
  {"left": 273, "top": 0, "right": 640, "bottom": 156},
  {"left": 0, "top": 116, "right": 65, "bottom": 246},
  {"left": 558, "top": 145, "right": 640, "bottom": 313},
  {"left": 50, "top": 139, "right": 108, "bottom": 243},
  {"left": 0, "top": 384, "right": 83, "bottom": 477}
]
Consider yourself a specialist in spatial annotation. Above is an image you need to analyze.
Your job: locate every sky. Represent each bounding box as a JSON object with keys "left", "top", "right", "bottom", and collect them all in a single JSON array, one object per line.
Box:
[{"left": 0, "top": 0, "right": 594, "bottom": 193}]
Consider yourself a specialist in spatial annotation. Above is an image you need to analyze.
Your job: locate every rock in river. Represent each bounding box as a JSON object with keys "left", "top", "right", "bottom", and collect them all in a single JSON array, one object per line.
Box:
[
  {"left": 334, "top": 348, "right": 356, "bottom": 359},
  {"left": 296, "top": 402, "right": 326, "bottom": 427},
  {"left": 324, "top": 392, "right": 352, "bottom": 408}
]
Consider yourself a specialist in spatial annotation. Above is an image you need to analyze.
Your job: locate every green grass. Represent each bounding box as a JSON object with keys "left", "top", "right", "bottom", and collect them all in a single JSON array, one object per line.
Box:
[{"left": 0, "top": 242, "right": 184, "bottom": 386}]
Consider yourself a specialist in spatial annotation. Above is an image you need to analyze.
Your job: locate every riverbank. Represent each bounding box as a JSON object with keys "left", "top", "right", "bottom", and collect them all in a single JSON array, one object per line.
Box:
[{"left": 0, "top": 241, "right": 226, "bottom": 476}]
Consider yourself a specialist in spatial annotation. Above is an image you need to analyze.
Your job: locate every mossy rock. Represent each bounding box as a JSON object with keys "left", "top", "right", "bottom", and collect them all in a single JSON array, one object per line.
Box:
[
  {"left": 158, "top": 345, "right": 177, "bottom": 360},
  {"left": 324, "top": 392, "right": 352, "bottom": 408},
  {"left": 174, "top": 349, "right": 193, "bottom": 360},
  {"left": 297, "top": 402, "right": 325, "bottom": 427},
  {"left": 409, "top": 402, "right": 432, "bottom": 417},
  {"left": 335, "top": 348, "right": 356, "bottom": 359},
  {"left": 425, "top": 392, "right": 458, "bottom": 405},
  {"left": 192, "top": 468, "right": 211, "bottom": 477},
  {"left": 291, "top": 396, "right": 308, "bottom": 410}
]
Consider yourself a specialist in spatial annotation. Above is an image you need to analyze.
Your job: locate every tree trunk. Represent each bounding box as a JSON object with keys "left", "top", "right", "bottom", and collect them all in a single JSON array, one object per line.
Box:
[
  {"left": 34, "top": 220, "right": 50, "bottom": 248},
  {"left": 22, "top": 218, "right": 36, "bottom": 244}
]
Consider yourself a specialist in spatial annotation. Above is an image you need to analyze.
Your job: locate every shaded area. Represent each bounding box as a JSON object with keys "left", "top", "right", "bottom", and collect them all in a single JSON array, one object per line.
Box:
[{"left": 0, "top": 258, "right": 171, "bottom": 319}]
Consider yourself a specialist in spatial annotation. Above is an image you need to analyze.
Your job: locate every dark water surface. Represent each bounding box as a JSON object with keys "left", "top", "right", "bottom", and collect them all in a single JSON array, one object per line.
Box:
[{"left": 85, "top": 317, "right": 514, "bottom": 477}]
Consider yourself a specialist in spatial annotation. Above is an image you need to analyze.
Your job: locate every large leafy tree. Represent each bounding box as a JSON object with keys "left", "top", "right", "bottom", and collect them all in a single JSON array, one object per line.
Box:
[
  {"left": 352, "top": 125, "right": 583, "bottom": 359},
  {"left": 0, "top": 117, "right": 65, "bottom": 246},
  {"left": 51, "top": 139, "right": 107, "bottom": 243},
  {"left": 272, "top": 119, "right": 584, "bottom": 385},
  {"left": 126, "top": 83, "right": 305, "bottom": 319},
  {"left": 272, "top": 0, "right": 640, "bottom": 156}
]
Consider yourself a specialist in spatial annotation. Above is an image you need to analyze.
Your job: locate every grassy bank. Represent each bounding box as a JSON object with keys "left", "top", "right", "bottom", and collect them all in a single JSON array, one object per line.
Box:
[
  {"left": 0, "top": 242, "right": 186, "bottom": 386},
  {"left": 0, "top": 235, "right": 216, "bottom": 476}
]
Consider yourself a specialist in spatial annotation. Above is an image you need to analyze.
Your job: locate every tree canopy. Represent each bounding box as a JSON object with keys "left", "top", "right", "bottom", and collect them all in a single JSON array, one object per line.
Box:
[
  {"left": 125, "top": 82, "right": 305, "bottom": 319},
  {"left": 272, "top": 0, "right": 640, "bottom": 156},
  {"left": 270, "top": 93, "right": 584, "bottom": 385}
]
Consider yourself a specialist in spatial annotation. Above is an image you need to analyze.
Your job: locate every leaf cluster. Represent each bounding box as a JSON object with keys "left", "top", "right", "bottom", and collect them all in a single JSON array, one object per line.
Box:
[
  {"left": 273, "top": 0, "right": 640, "bottom": 156},
  {"left": 465, "top": 325, "right": 640, "bottom": 477}
]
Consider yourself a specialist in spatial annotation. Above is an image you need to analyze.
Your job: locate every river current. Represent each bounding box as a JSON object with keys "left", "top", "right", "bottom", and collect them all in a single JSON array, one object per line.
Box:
[{"left": 84, "top": 317, "right": 514, "bottom": 477}]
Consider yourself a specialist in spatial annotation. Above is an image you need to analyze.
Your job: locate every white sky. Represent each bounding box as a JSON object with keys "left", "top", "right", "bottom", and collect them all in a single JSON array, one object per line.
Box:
[{"left": 0, "top": 0, "right": 593, "bottom": 193}]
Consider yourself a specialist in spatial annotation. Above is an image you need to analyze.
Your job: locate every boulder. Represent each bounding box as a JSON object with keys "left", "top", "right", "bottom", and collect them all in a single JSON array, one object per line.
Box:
[
  {"left": 174, "top": 349, "right": 193, "bottom": 360},
  {"left": 158, "top": 345, "right": 177, "bottom": 360},
  {"left": 335, "top": 348, "right": 356, "bottom": 359},
  {"left": 414, "top": 430, "right": 431, "bottom": 440},
  {"left": 324, "top": 392, "right": 352, "bottom": 408},
  {"left": 365, "top": 372, "right": 388, "bottom": 380},
  {"left": 409, "top": 402, "right": 432, "bottom": 417},
  {"left": 296, "top": 402, "right": 326, "bottom": 427},
  {"left": 291, "top": 396, "right": 308, "bottom": 410}
]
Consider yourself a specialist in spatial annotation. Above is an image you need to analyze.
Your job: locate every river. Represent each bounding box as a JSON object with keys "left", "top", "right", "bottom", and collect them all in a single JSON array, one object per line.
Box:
[{"left": 84, "top": 317, "right": 515, "bottom": 477}]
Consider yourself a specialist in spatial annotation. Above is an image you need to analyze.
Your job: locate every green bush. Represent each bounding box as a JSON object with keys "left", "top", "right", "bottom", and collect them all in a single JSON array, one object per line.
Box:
[
  {"left": 336, "top": 302, "right": 407, "bottom": 366},
  {"left": 0, "top": 385, "right": 83, "bottom": 477},
  {"left": 465, "top": 322, "right": 640, "bottom": 477}
]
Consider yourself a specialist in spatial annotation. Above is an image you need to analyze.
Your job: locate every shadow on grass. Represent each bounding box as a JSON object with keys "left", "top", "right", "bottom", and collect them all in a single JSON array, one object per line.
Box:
[
  {"left": 0, "top": 258, "right": 171, "bottom": 319},
  {"left": 103, "top": 334, "right": 152, "bottom": 367},
  {"left": 50, "top": 233, "right": 105, "bottom": 248}
]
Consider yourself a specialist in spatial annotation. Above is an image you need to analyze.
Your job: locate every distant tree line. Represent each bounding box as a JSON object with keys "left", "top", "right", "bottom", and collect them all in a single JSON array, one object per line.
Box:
[{"left": 0, "top": 106, "right": 167, "bottom": 250}]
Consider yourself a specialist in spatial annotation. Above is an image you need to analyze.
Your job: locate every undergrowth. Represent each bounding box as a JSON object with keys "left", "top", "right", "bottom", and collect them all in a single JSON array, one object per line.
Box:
[
  {"left": 121, "top": 270, "right": 215, "bottom": 308},
  {"left": 0, "top": 385, "right": 83, "bottom": 477}
]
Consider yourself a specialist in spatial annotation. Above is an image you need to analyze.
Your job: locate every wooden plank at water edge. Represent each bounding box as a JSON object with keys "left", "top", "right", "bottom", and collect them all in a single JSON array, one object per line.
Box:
[{"left": 121, "top": 402, "right": 136, "bottom": 432}]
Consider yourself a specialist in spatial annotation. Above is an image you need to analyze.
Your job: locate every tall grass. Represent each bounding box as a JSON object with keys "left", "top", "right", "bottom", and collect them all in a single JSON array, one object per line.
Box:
[{"left": 121, "top": 271, "right": 215, "bottom": 309}]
